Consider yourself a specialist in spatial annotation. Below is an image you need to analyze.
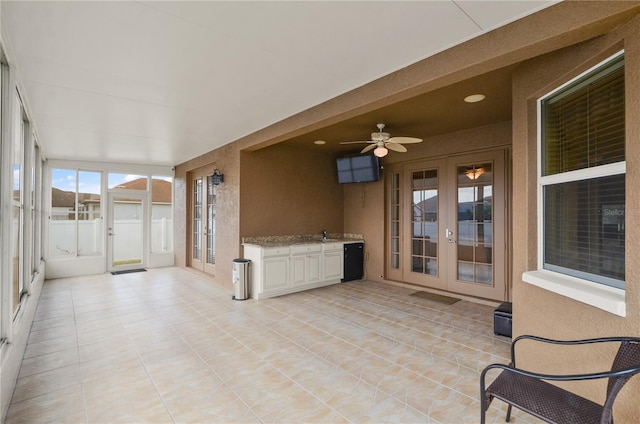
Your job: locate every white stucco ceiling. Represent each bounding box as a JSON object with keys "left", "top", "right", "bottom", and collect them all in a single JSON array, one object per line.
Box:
[{"left": 1, "top": 1, "right": 556, "bottom": 166}]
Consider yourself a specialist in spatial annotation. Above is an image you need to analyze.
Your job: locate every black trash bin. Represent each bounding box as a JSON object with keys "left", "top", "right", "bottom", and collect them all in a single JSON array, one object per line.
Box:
[{"left": 493, "top": 302, "right": 512, "bottom": 337}]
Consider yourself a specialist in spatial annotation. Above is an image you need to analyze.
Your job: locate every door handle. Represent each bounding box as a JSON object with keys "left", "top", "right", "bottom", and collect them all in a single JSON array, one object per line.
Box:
[{"left": 446, "top": 228, "right": 456, "bottom": 244}]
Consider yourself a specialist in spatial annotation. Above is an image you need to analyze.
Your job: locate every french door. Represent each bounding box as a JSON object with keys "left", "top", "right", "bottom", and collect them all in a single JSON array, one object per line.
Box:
[
  {"left": 391, "top": 150, "right": 507, "bottom": 301},
  {"left": 107, "top": 192, "right": 148, "bottom": 273},
  {"left": 190, "top": 171, "right": 216, "bottom": 275}
]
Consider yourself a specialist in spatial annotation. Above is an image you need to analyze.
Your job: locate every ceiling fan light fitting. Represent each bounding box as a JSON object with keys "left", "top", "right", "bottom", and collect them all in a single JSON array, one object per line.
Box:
[
  {"left": 372, "top": 132, "right": 390, "bottom": 141},
  {"left": 342, "top": 123, "right": 422, "bottom": 156},
  {"left": 374, "top": 146, "right": 388, "bottom": 158}
]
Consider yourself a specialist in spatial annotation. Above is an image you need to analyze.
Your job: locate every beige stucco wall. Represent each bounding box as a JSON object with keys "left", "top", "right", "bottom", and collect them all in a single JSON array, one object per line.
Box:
[
  {"left": 512, "top": 17, "right": 640, "bottom": 421},
  {"left": 173, "top": 2, "right": 640, "bottom": 420},
  {"left": 239, "top": 143, "right": 344, "bottom": 238},
  {"left": 174, "top": 141, "right": 240, "bottom": 286},
  {"left": 342, "top": 178, "right": 385, "bottom": 281}
]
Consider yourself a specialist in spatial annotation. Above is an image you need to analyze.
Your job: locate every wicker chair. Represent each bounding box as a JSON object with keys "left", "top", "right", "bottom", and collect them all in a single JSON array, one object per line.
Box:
[{"left": 480, "top": 335, "right": 640, "bottom": 424}]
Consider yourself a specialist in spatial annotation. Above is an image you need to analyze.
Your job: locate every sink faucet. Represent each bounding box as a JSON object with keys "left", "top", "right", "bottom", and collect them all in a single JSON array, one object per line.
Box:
[{"left": 322, "top": 229, "right": 327, "bottom": 241}]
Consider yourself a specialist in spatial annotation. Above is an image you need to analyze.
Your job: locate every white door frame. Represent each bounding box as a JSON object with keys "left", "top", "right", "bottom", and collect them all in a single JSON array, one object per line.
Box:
[
  {"left": 107, "top": 191, "right": 149, "bottom": 273},
  {"left": 189, "top": 170, "right": 216, "bottom": 275},
  {"left": 396, "top": 149, "right": 507, "bottom": 301}
]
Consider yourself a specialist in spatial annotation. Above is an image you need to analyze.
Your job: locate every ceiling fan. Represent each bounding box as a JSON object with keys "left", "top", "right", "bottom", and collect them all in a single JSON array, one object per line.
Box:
[{"left": 340, "top": 123, "right": 423, "bottom": 157}]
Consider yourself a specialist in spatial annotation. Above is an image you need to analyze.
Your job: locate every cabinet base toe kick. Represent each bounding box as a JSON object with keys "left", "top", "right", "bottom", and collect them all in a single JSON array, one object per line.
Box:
[{"left": 252, "top": 278, "right": 343, "bottom": 300}]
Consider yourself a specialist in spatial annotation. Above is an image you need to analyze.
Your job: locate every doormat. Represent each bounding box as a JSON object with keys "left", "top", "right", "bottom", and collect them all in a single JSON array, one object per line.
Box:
[
  {"left": 111, "top": 269, "right": 146, "bottom": 275},
  {"left": 410, "top": 291, "right": 460, "bottom": 305}
]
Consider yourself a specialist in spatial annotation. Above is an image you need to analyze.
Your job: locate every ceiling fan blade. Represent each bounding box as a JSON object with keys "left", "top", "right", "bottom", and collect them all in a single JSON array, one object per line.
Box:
[
  {"left": 360, "top": 144, "right": 377, "bottom": 153},
  {"left": 339, "top": 140, "right": 374, "bottom": 145},
  {"left": 385, "top": 143, "right": 407, "bottom": 153},
  {"left": 388, "top": 136, "right": 423, "bottom": 144}
]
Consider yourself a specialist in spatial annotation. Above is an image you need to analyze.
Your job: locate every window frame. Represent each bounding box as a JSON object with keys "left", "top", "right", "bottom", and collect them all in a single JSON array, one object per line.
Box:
[
  {"left": 150, "top": 175, "right": 173, "bottom": 254},
  {"left": 0, "top": 53, "right": 8, "bottom": 344},
  {"left": 50, "top": 168, "right": 104, "bottom": 258},
  {"left": 12, "top": 90, "right": 26, "bottom": 314},
  {"left": 523, "top": 50, "right": 626, "bottom": 317}
]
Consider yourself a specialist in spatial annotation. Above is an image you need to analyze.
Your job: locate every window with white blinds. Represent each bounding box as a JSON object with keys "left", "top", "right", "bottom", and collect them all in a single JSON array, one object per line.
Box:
[{"left": 539, "top": 52, "right": 625, "bottom": 289}]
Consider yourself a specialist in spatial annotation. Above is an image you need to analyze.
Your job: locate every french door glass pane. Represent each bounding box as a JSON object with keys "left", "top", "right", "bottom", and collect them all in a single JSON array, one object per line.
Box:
[
  {"left": 457, "top": 163, "right": 493, "bottom": 285},
  {"left": 391, "top": 173, "right": 400, "bottom": 269},
  {"left": 207, "top": 176, "right": 216, "bottom": 265},
  {"left": 193, "top": 178, "right": 202, "bottom": 261},
  {"left": 411, "top": 169, "right": 438, "bottom": 275}
]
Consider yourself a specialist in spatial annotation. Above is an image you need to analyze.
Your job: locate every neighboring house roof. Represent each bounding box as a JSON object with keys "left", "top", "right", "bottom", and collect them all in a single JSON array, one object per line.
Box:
[
  {"left": 51, "top": 188, "right": 100, "bottom": 208},
  {"left": 52, "top": 178, "right": 172, "bottom": 208},
  {"left": 113, "top": 178, "right": 172, "bottom": 204}
]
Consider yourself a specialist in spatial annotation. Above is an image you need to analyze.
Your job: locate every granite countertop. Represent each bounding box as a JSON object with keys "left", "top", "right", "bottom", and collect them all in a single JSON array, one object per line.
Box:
[{"left": 242, "top": 233, "right": 364, "bottom": 248}]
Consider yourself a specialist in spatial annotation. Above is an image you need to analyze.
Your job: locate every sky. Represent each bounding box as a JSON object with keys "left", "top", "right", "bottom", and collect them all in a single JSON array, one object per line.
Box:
[{"left": 51, "top": 169, "right": 172, "bottom": 194}]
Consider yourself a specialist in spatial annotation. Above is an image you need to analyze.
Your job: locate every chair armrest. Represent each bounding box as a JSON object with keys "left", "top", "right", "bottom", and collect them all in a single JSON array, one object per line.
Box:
[
  {"left": 510, "top": 335, "right": 640, "bottom": 367},
  {"left": 481, "top": 361, "right": 640, "bottom": 384}
]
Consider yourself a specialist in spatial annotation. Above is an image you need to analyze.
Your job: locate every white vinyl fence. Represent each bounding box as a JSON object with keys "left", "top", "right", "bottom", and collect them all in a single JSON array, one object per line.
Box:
[{"left": 50, "top": 218, "right": 173, "bottom": 258}]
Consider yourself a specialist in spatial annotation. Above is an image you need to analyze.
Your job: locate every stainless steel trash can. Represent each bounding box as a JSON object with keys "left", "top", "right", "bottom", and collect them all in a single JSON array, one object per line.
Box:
[{"left": 232, "top": 259, "right": 250, "bottom": 300}]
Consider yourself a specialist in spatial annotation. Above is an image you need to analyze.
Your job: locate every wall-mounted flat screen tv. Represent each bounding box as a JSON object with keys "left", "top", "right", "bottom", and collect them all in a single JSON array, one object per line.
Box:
[{"left": 336, "top": 155, "right": 381, "bottom": 184}]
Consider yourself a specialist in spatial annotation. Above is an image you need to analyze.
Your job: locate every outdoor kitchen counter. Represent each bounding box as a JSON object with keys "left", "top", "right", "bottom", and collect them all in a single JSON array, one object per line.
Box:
[
  {"left": 241, "top": 234, "right": 364, "bottom": 300},
  {"left": 242, "top": 233, "right": 363, "bottom": 248}
]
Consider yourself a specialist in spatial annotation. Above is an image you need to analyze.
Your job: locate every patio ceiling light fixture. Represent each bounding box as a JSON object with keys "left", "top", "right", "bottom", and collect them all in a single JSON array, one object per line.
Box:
[
  {"left": 465, "top": 167, "right": 485, "bottom": 180},
  {"left": 464, "top": 94, "right": 486, "bottom": 103}
]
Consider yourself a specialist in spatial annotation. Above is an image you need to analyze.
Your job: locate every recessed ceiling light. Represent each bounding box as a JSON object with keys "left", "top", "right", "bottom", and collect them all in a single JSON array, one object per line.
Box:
[
  {"left": 464, "top": 94, "right": 486, "bottom": 103},
  {"left": 314, "top": 140, "right": 326, "bottom": 145}
]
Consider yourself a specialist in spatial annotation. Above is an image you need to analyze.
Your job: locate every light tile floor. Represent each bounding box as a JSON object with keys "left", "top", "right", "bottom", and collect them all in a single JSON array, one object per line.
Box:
[{"left": 6, "top": 267, "right": 538, "bottom": 423}]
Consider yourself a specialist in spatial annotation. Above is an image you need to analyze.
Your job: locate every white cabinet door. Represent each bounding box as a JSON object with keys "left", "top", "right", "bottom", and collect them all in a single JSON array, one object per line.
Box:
[
  {"left": 291, "top": 244, "right": 323, "bottom": 287},
  {"left": 308, "top": 253, "right": 322, "bottom": 284},
  {"left": 324, "top": 250, "right": 344, "bottom": 281},
  {"left": 291, "top": 252, "right": 323, "bottom": 286},
  {"left": 291, "top": 254, "right": 307, "bottom": 286},
  {"left": 264, "top": 256, "right": 289, "bottom": 292}
]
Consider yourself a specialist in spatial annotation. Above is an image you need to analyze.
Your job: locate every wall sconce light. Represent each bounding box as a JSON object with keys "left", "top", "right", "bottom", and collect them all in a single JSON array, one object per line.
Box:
[
  {"left": 465, "top": 167, "right": 485, "bottom": 180},
  {"left": 211, "top": 169, "right": 224, "bottom": 185}
]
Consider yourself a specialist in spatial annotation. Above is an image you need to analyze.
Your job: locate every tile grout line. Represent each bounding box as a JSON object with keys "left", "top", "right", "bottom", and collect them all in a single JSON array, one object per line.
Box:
[
  {"left": 256, "top": 297, "right": 447, "bottom": 421},
  {"left": 7, "top": 269, "right": 517, "bottom": 423},
  {"left": 163, "top": 284, "right": 356, "bottom": 424},
  {"left": 71, "top": 281, "right": 91, "bottom": 424},
  {"left": 298, "top": 288, "right": 508, "bottom": 372},
  {"left": 127, "top": 273, "right": 262, "bottom": 423}
]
